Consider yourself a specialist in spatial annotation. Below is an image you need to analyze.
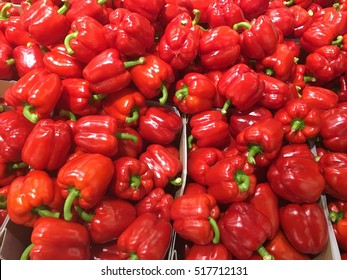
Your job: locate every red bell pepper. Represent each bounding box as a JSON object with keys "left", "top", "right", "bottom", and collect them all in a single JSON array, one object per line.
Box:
[
  {"left": 21, "top": 119, "right": 73, "bottom": 171},
  {"left": 0, "top": 41, "right": 15, "bottom": 80},
  {"left": 20, "top": 0, "right": 70, "bottom": 46},
  {"left": 116, "top": 212, "right": 172, "bottom": 260},
  {"left": 228, "top": 106, "right": 273, "bottom": 138},
  {"left": 83, "top": 48, "right": 146, "bottom": 95},
  {"left": 3, "top": 68, "right": 62, "bottom": 123},
  {"left": 138, "top": 106, "right": 182, "bottom": 145},
  {"left": 277, "top": 143, "right": 316, "bottom": 161},
  {"left": 188, "top": 109, "right": 230, "bottom": 150},
  {"left": 264, "top": 230, "right": 311, "bottom": 260},
  {"left": 204, "top": 70, "right": 226, "bottom": 108},
  {"left": 204, "top": 155, "right": 256, "bottom": 204},
  {"left": 173, "top": 72, "right": 216, "bottom": 115},
  {"left": 267, "top": 156, "right": 325, "bottom": 204},
  {"left": 289, "top": 4, "right": 314, "bottom": 38},
  {"left": 158, "top": 0, "right": 194, "bottom": 28},
  {"left": 218, "top": 202, "right": 274, "bottom": 260},
  {"left": 76, "top": 197, "right": 137, "bottom": 244},
  {"left": 187, "top": 147, "right": 224, "bottom": 185},
  {"left": 123, "top": 0, "right": 165, "bottom": 23},
  {"left": 170, "top": 192, "right": 220, "bottom": 245},
  {"left": 217, "top": 63, "right": 265, "bottom": 113},
  {"left": 185, "top": 243, "right": 231, "bottom": 260},
  {"left": 234, "top": 0, "right": 269, "bottom": 20},
  {"left": 135, "top": 187, "right": 174, "bottom": 222},
  {"left": 317, "top": 152, "right": 347, "bottom": 201},
  {"left": 233, "top": 15, "right": 282, "bottom": 60},
  {"left": 91, "top": 242, "right": 128, "bottom": 260},
  {"left": 64, "top": 15, "right": 108, "bottom": 64},
  {"left": 20, "top": 217, "right": 91, "bottom": 260},
  {"left": 0, "top": 158, "right": 29, "bottom": 187},
  {"left": 279, "top": 202, "right": 328, "bottom": 255},
  {"left": 328, "top": 200, "right": 347, "bottom": 252},
  {"left": 320, "top": 108, "right": 347, "bottom": 152},
  {"left": 56, "top": 78, "right": 102, "bottom": 117},
  {"left": 130, "top": 54, "right": 175, "bottom": 105},
  {"left": 74, "top": 115, "right": 138, "bottom": 157},
  {"left": 158, "top": 10, "right": 200, "bottom": 70},
  {"left": 116, "top": 126, "right": 143, "bottom": 159},
  {"left": 206, "top": 0, "right": 245, "bottom": 29},
  {"left": 0, "top": 3, "right": 20, "bottom": 32},
  {"left": 236, "top": 118, "right": 284, "bottom": 166},
  {"left": 257, "top": 73, "right": 298, "bottom": 110},
  {"left": 274, "top": 98, "right": 321, "bottom": 144},
  {"left": 12, "top": 42, "right": 45, "bottom": 78},
  {"left": 0, "top": 110, "right": 35, "bottom": 163},
  {"left": 290, "top": 64, "right": 316, "bottom": 92},
  {"left": 247, "top": 183, "right": 279, "bottom": 240},
  {"left": 103, "top": 8, "right": 155, "bottom": 58},
  {"left": 139, "top": 144, "right": 182, "bottom": 188},
  {"left": 56, "top": 152, "right": 114, "bottom": 221},
  {"left": 265, "top": 4, "right": 295, "bottom": 37},
  {"left": 7, "top": 170, "right": 63, "bottom": 227},
  {"left": 199, "top": 25, "right": 240, "bottom": 70},
  {"left": 102, "top": 87, "right": 148, "bottom": 127},
  {"left": 301, "top": 85, "right": 338, "bottom": 111},
  {"left": 4, "top": 15, "right": 36, "bottom": 47},
  {"left": 109, "top": 156, "right": 154, "bottom": 201},
  {"left": 312, "top": 5, "right": 347, "bottom": 36}
]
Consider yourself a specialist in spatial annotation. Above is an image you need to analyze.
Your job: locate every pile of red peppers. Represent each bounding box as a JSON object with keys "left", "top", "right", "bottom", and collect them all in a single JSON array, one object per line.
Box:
[{"left": 1, "top": 0, "right": 347, "bottom": 260}]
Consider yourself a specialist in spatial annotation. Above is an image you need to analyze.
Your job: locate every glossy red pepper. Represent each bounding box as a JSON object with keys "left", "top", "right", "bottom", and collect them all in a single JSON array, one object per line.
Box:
[
  {"left": 217, "top": 63, "right": 265, "bottom": 113},
  {"left": 234, "top": 0, "right": 269, "bottom": 20},
  {"left": 236, "top": 118, "right": 284, "bottom": 167},
  {"left": 199, "top": 25, "right": 240, "bottom": 70},
  {"left": 4, "top": 68, "right": 62, "bottom": 123},
  {"left": 91, "top": 242, "right": 128, "bottom": 260},
  {"left": 123, "top": 0, "right": 165, "bottom": 23},
  {"left": 173, "top": 72, "right": 216, "bottom": 115},
  {"left": 116, "top": 212, "right": 172, "bottom": 260},
  {"left": 7, "top": 170, "right": 63, "bottom": 227},
  {"left": 20, "top": 217, "right": 91, "bottom": 260},
  {"left": 188, "top": 109, "right": 230, "bottom": 150},
  {"left": 170, "top": 192, "right": 220, "bottom": 245},
  {"left": 218, "top": 202, "right": 274, "bottom": 260},
  {"left": 20, "top": 0, "right": 70, "bottom": 46},
  {"left": 267, "top": 156, "right": 325, "bottom": 204},
  {"left": 74, "top": 115, "right": 138, "bottom": 157},
  {"left": 318, "top": 152, "right": 347, "bottom": 201},
  {"left": 0, "top": 41, "right": 15, "bottom": 80},
  {"left": 0, "top": 158, "right": 29, "bottom": 187},
  {"left": 279, "top": 202, "right": 328, "bottom": 255},
  {"left": 312, "top": 5, "right": 347, "bottom": 36},
  {"left": 139, "top": 144, "right": 182, "bottom": 188},
  {"left": 274, "top": 98, "right": 321, "bottom": 144},
  {"left": 83, "top": 48, "right": 146, "bottom": 95},
  {"left": 0, "top": 3, "right": 20, "bottom": 32},
  {"left": 204, "top": 70, "right": 226, "bottom": 108},
  {"left": 138, "top": 106, "right": 182, "bottom": 145},
  {"left": 130, "top": 54, "right": 175, "bottom": 105},
  {"left": 204, "top": 155, "right": 256, "bottom": 204},
  {"left": 265, "top": 4, "right": 295, "bottom": 37},
  {"left": 277, "top": 143, "right": 316, "bottom": 161},
  {"left": 301, "top": 85, "right": 338, "bottom": 111},
  {"left": 135, "top": 187, "right": 174, "bottom": 222},
  {"left": 158, "top": 0, "right": 194, "bottom": 28},
  {"left": 328, "top": 200, "right": 347, "bottom": 252},
  {"left": 4, "top": 16, "right": 36, "bottom": 47},
  {"left": 185, "top": 243, "right": 231, "bottom": 260},
  {"left": 0, "top": 110, "right": 35, "bottom": 163},
  {"left": 289, "top": 4, "right": 314, "bottom": 38},
  {"left": 233, "top": 15, "right": 282, "bottom": 60},
  {"left": 76, "top": 197, "right": 137, "bottom": 244},
  {"left": 56, "top": 153, "right": 114, "bottom": 221},
  {"left": 116, "top": 126, "right": 144, "bottom": 159},
  {"left": 102, "top": 87, "right": 148, "bottom": 127}
]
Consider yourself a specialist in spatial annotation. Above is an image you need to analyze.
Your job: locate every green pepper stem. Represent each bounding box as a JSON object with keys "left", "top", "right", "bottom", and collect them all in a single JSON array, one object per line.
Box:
[
  {"left": 233, "top": 21, "right": 251, "bottom": 32},
  {"left": 209, "top": 217, "right": 220, "bottom": 244},
  {"left": 98, "top": 0, "right": 108, "bottom": 5},
  {"left": 8, "top": 162, "right": 29, "bottom": 170},
  {"left": 304, "top": 76, "right": 316, "bottom": 83},
  {"left": 63, "top": 188, "right": 80, "bottom": 221},
  {"left": 57, "top": 0, "right": 70, "bottom": 15},
  {"left": 187, "top": 135, "right": 194, "bottom": 150},
  {"left": 0, "top": 104, "right": 4, "bottom": 112},
  {"left": 192, "top": 9, "right": 201, "bottom": 25},
  {"left": 247, "top": 145, "right": 263, "bottom": 165},
  {"left": 234, "top": 171, "right": 250, "bottom": 192},
  {"left": 115, "top": 132, "right": 138, "bottom": 143},
  {"left": 20, "top": 243, "right": 35, "bottom": 260},
  {"left": 74, "top": 205, "right": 94, "bottom": 223},
  {"left": 130, "top": 175, "right": 141, "bottom": 190},
  {"left": 129, "top": 252, "right": 139, "bottom": 260},
  {"left": 159, "top": 84, "right": 169, "bottom": 105},
  {"left": 257, "top": 245, "right": 274, "bottom": 260},
  {"left": 124, "top": 57, "right": 146, "bottom": 68},
  {"left": 329, "top": 210, "right": 344, "bottom": 223},
  {"left": 64, "top": 30, "right": 78, "bottom": 55},
  {"left": 175, "top": 85, "right": 189, "bottom": 100},
  {"left": 0, "top": 194, "right": 7, "bottom": 209},
  {"left": 264, "top": 67, "right": 275, "bottom": 77},
  {"left": 291, "top": 118, "right": 305, "bottom": 132},
  {"left": 170, "top": 177, "right": 182, "bottom": 186},
  {"left": 0, "top": 3, "right": 12, "bottom": 20},
  {"left": 6, "top": 58, "right": 15, "bottom": 65},
  {"left": 125, "top": 108, "right": 139, "bottom": 124},
  {"left": 332, "top": 35, "right": 343, "bottom": 46},
  {"left": 23, "top": 104, "right": 39, "bottom": 123},
  {"left": 91, "top": 93, "right": 107, "bottom": 102},
  {"left": 284, "top": 0, "right": 294, "bottom": 6},
  {"left": 59, "top": 109, "right": 77, "bottom": 121},
  {"left": 33, "top": 206, "right": 60, "bottom": 219},
  {"left": 221, "top": 99, "right": 231, "bottom": 115}
]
